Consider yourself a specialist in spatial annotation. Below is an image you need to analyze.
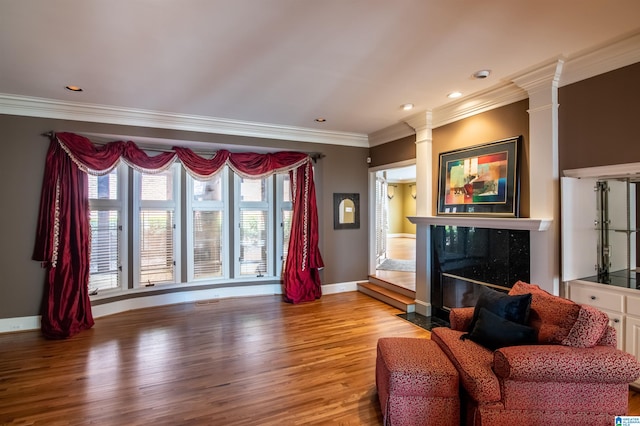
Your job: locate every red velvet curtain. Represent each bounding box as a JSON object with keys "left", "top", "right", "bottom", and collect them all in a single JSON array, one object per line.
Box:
[
  {"left": 33, "top": 132, "right": 323, "bottom": 338},
  {"left": 283, "top": 162, "right": 324, "bottom": 303},
  {"left": 33, "top": 139, "right": 95, "bottom": 339}
]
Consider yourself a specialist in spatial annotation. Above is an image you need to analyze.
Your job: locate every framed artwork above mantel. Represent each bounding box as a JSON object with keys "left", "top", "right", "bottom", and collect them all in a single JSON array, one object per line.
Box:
[{"left": 437, "top": 136, "right": 522, "bottom": 217}]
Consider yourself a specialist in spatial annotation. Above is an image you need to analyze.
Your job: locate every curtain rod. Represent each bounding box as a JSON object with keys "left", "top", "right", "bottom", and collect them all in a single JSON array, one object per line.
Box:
[{"left": 41, "top": 131, "right": 325, "bottom": 162}]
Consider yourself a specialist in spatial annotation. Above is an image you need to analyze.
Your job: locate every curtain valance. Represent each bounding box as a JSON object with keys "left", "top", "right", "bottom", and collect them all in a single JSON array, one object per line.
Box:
[{"left": 33, "top": 132, "right": 324, "bottom": 338}]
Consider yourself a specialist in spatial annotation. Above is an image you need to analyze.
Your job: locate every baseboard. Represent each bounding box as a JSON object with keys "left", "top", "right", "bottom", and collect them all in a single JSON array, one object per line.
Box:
[
  {"left": 321, "top": 281, "right": 359, "bottom": 294},
  {"left": 414, "top": 300, "right": 432, "bottom": 317},
  {"left": 0, "top": 282, "right": 358, "bottom": 334},
  {"left": 0, "top": 315, "right": 40, "bottom": 333}
]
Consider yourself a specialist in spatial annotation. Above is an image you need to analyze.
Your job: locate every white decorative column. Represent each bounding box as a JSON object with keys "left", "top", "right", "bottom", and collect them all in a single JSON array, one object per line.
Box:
[
  {"left": 512, "top": 59, "right": 564, "bottom": 295},
  {"left": 405, "top": 111, "right": 433, "bottom": 316}
]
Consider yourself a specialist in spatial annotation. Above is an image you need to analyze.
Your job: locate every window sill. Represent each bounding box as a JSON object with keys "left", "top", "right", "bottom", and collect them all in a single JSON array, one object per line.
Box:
[{"left": 90, "top": 276, "right": 281, "bottom": 302}]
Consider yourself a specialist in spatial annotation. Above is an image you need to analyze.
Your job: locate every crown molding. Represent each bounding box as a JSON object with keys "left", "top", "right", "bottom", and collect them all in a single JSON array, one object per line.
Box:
[
  {"left": 431, "top": 83, "right": 528, "bottom": 129},
  {"left": 0, "top": 94, "right": 370, "bottom": 148},
  {"left": 510, "top": 58, "right": 564, "bottom": 94},
  {"left": 367, "top": 121, "right": 415, "bottom": 147},
  {"left": 560, "top": 29, "right": 640, "bottom": 87}
]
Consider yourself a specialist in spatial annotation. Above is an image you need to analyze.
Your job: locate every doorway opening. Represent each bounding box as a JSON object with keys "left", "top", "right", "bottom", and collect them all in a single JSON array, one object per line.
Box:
[{"left": 372, "top": 164, "right": 416, "bottom": 291}]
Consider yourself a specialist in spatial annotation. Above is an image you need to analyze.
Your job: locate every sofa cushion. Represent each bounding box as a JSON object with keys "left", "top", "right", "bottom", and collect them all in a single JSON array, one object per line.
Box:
[
  {"left": 509, "top": 281, "right": 580, "bottom": 344},
  {"left": 562, "top": 304, "right": 609, "bottom": 348},
  {"left": 469, "top": 285, "right": 532, "bottom": 332},
  {"left": 596, "top": 324, "right": 617, "bottom": 348},
  {"left": 431, "top": 327, "right": 501, "bottom": 403},
  {"left": 465, "top": 307, "right": 537, "bottom": 351}
]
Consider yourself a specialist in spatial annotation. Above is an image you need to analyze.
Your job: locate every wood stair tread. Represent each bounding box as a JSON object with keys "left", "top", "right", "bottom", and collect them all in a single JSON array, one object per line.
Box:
[{"left": 357, "top": 282, "right": 415, "bottom": 304}]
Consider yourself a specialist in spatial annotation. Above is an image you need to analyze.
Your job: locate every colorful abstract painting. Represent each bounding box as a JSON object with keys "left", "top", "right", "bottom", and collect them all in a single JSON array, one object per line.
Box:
[
  {"left": 437, "top": 137, "right": 520, "bottom": 216},
  {"left": 444, "top": 151, "right": 508, "bottom": 205}
]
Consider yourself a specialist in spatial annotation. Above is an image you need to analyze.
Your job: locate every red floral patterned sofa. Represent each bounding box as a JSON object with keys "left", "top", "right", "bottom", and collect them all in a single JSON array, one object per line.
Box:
[{"left": 430, "top": 281, "right": 640, "bottom": 426}]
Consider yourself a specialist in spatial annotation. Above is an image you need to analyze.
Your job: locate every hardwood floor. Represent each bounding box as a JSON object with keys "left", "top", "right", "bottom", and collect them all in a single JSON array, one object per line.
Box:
[
  {"left": 2, "top": 290, "right": 639, "bottom": 425},
  {"left": 0, "top": 292, "right": 429, "bottom": 425},
  {"left": 374, "top": 237, "right": 416, "bottom": 291}
]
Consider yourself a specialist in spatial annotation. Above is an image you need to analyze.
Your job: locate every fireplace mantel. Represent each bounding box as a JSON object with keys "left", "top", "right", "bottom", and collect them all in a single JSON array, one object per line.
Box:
[{"left": 408, "top": 216, "right": 552, "bottom": 232}]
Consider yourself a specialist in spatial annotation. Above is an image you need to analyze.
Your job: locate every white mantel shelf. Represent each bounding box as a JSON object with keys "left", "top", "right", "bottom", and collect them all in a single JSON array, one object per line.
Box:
[{"left": 408, "top": 216, "right": 552, "bottom": 232}]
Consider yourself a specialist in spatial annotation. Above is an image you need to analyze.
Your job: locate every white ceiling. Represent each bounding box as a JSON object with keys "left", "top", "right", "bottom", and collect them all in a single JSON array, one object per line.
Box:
[
  {"left": 1, "top": 1, "right": 639, "bottom": 141},
  {"left": 386, "top": 165, "right": 416, "bottom": 183}
]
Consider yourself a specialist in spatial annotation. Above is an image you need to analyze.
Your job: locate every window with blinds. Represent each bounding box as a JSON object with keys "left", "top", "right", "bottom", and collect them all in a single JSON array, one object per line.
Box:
[
  {"left": 188, "top": 170, "right": 227, "bottom": 281},
  {"left": 236, "top": 176, "right": 273, "bottom": 277},
  {"left": 278, "top": 174, "right": 293, "bottom": 273},
  {"left": 135, "top": 165, "right": 179, "bottom": 286},
  {"left": 139, "top": 209, "right": 175, "bottom": 285},
  {"left": 239, "top": 209, "right": 268, "bottom": 275},
  {"left": 88, "top": 168, "right": 123, "bottom": 292},
  {"left": 86, "top": 160, "right": 295, "bottom": 291}
]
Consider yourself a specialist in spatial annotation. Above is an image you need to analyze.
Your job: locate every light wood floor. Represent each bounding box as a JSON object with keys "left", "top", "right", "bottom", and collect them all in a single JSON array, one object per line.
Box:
[
  {"left": 0, "top": 292, "right": 430, "bottom": 425},
  {"left": 374, "top": 237, "right": 416, "bottom": 291}
]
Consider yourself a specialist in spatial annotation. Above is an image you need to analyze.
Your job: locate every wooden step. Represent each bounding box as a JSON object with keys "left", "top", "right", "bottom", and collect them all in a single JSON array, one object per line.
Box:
[
  {"left": 357, "top": 282, "right": 415, "bottom": 313},
  {"left": 367, "top": 275, "right": 416, "bottom": 299}
]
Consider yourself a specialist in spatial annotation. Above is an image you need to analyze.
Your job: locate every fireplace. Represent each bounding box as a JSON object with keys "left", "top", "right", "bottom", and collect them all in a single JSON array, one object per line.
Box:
[
  {"left": 430, "top": 225, "right": 530, "bottom": 321},
  {"left": 408, "top": 216, "right": 551, "bottom": 319}
]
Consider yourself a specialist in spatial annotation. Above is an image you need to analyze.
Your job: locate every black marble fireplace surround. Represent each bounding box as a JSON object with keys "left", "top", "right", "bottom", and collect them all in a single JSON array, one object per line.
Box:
[{"left": 430, "top": 225, "right": 530, "bottom": 321}]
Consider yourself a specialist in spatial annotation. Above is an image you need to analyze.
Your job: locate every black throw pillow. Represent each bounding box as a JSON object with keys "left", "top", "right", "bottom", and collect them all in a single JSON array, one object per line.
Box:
[
  {"left": 464, "top": 307, "right": 537, "bottom": 351},
  {"left": 468, "top": 285, "right": 532, "bottom": 332}
]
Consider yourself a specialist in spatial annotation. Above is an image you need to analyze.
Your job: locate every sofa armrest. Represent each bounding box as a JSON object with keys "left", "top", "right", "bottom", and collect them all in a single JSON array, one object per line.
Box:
[
  {"left": 493, "top": 344, "right": 640, "bottom": 384},
  {"left": 449, "top": 307, "right": 474, "bottom": 331}
]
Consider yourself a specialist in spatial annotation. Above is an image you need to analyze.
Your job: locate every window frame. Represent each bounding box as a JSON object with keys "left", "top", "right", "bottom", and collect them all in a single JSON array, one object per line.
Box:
[
  {"left": 234, "top": 174, "right": 275, "bottom": 279},
  {"left": 276, "top": 173, "right": 293, "bottom": 277},
  {"left": 132, "top": 163, "right": 182, "bottom": 288},
  {"left": 186, "top": 167, "right": 230, "bottom": 283},
  {"left": 87, "top": 163, "right": 128, "bottom": 294}
]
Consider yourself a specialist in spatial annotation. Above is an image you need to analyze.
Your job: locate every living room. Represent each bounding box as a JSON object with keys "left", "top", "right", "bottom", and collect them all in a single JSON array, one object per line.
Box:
[{"left": 2, "top": 1, "right": 640, "bottom": 424}]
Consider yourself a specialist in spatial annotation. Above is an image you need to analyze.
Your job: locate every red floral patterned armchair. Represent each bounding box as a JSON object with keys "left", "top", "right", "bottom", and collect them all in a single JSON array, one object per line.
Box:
[{"left": 431, "top": 281, "right": 640, "bottom": 426}]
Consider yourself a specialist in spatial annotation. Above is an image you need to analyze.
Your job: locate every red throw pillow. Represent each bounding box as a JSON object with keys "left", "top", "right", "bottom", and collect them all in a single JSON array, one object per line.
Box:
[
  {"left": 562, "top": 304, "right": 609, "bottom": 348},
  {"left": 508, "top": 281, "right": 580, "bottom": 344}
]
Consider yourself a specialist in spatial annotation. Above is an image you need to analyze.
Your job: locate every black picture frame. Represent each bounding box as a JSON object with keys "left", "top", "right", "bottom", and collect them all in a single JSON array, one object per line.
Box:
[
  {"left": 333, "top": 193, "right": 360, "bottom": 229},
  {"left": 437, "top": 136, "right": 521, "bottom": 217}
]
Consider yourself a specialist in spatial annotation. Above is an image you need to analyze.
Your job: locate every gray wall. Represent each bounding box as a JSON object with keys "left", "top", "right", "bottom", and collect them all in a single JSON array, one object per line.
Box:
[{"left": 0, "top": 114, "right": 369, "bottom": 319}]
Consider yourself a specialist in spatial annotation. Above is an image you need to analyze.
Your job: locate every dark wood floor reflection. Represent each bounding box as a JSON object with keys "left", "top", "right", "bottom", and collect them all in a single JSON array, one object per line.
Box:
[{"left": 0, "top": 292, "right": 430, "bottom": 425}]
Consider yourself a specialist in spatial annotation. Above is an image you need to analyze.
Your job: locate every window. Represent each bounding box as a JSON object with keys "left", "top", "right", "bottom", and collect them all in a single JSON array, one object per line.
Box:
[
  {"left": 187, "top": 168, "right": 228, "bottom": 281},
  {"left": 88, "top": 160, "right": 294, "bottom": 293},
  {"left": 277, "top": 174, "right": 293, "bottom": 275},
  {"left": 88, "top": 166, "right": 126, "bottom": 293},
  {"left": 235, "top": 175, "right": 273, "bottom": 277},
  {"left": 134, "top": 164, "right": 180, "bottom": 287}
]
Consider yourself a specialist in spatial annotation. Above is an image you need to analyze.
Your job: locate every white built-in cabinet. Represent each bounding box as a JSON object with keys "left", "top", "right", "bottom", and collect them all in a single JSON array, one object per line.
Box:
[
  {"left": 565, "top": 279, "right": 640, "bottom": 388},
  {"left": 562, "top": 164, "right": 640, "bottom": 388}
]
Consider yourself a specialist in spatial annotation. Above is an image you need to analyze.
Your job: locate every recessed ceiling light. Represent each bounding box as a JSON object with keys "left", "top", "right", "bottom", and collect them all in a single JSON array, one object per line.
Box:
[
  {"left": 447, "top": 91, "right": 462, "bottom": 99},
  {"left": 65, "top": 85, "right": 83, "bottom": 92},
  {"left": 402, "top": 103, "right": 414, "bottom": 111},
  {"left": 473, "top": 69, "right": 491, "bottom": 79},
  {"left": 315, "top": 118, "right": 326, "bottom": 123}
]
